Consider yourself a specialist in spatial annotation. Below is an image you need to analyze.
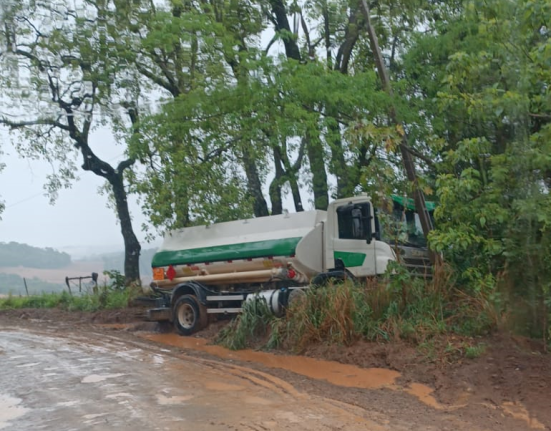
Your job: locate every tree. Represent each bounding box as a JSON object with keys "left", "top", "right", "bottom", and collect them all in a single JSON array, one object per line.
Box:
[
  {"left": 403, "top": 0, "right": 551, "bottom": 339},
  {"left": 0, "top": 0, "right": 141, "bottom": 283},
  {"left": 101, "top": 0, "right": 427, "bottom": 232},
  {"left": 106, "top": 0, "right": 272, "bottom": 229}
]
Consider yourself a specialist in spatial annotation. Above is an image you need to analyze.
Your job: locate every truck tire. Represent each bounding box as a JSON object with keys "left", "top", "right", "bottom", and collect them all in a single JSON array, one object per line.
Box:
[{"left": 173, "top": 295, "right": 207, "bottom": 336}]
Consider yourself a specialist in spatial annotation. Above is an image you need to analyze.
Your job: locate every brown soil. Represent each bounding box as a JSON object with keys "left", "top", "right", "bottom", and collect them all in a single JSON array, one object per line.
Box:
[
  {"left": 301, "top": 336, "right": 551, "bottom": 428},
  {"left": 0, "top": 306, "right": 146, "bottom": 324},
  {"left": 1, "top": 307, "right": 550, "bottom": 430}
]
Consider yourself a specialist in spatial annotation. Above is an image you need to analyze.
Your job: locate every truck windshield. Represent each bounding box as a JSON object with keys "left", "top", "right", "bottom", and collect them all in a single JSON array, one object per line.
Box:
[{"left": 376, "top": 201, "right": 429, "bottom": 248}]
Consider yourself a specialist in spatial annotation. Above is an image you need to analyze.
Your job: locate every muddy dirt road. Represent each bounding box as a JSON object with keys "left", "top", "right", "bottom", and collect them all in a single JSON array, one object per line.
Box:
[
  {"left": 0, "top": 328, "right": 382, "bottom": 431},
  {"left": 0, "top": 316, "right": 549, "bottom": 430}
]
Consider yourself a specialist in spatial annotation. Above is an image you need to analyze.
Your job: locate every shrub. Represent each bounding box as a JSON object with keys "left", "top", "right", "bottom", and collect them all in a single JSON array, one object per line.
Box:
[
  {"left": 0, "top": 288, "right": 134, "bottom": 312},
  {"left": 217, "top": 262, "right": 496, "bottom": 356},
  {"left": 217, "top": 298, "right": 276, "bottom": 350}
]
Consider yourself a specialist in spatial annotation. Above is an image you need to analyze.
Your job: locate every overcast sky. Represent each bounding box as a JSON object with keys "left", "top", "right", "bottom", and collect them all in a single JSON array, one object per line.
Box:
[
  {"left": 0, "top": 127, "right": 158, "bottom": 257},
  {"left": 0, "top": 124, "right": 300, "bottom": 259}
]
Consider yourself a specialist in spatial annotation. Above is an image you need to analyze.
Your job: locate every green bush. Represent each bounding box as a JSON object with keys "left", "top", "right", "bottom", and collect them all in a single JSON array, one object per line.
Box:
[
  {"left": 218, "top": 262, "right": 496, "bottom": 356},
  {"left": 216, "top": 298, "right": 276, "bottom": 350},
  {"left": 0, "top": 288, "right": 134, "bottom": 312}
]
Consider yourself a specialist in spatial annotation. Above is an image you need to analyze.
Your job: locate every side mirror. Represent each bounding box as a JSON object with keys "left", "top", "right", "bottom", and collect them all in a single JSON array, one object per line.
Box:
[
  {"left": 363, "top": 204, "right": 373, "bottom": 244},
  {"left": 365, "top": 228, "right": 373, "bottom": 244}
]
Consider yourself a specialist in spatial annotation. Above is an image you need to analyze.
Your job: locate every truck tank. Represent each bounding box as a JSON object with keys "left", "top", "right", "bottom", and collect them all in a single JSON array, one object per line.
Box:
[{"left": 152, "top": 210, "right": 327, "bottom": 288}]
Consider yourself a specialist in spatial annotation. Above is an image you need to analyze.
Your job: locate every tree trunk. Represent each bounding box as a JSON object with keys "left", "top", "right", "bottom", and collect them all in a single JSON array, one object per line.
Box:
[
  {"left": 269, "top": 147, "right": 284, "bottom": 215},
  {"left": 326, "top": 107, "right": 351, "bottom": 198},
  {"left": 269, "top": 0, "right": 302, "bottom": 61},
  {"left": 289, "top": 174, "right": 304, "bottom": 212},
  {"left": 242, "top": 146, "right": 270, "bottom": 217},
  {"left": 268, "top": 0, "right": 328, "bottom": 212},
  {"left": 110, "top": 172, "right": 141, "bottom": 284},
  {"left": 305, "top": 132, "right": 329, "bottom": 210},
  {"left": 279, "top": 142, "right": 305, "bottom": 212}
]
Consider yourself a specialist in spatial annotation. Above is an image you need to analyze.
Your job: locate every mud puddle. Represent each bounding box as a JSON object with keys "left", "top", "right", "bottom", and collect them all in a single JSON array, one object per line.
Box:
[
  {"left": 81, "top": 373, "right": 126, "bottom": 384},
  {"left": 0, "top": 394, "right": 29, "bottom": 430},
  {"left": 142, "top": 333, "right": 461, "bottom": 409}
]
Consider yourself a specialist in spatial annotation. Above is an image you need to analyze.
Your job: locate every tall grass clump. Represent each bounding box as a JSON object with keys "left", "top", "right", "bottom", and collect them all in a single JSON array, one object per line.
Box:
[
  {"left": 279, "top": 282, "right": 367, "bottom": 351},
  {"left": 216, "top": 298, "right": 278, "bottom": 350},
  {"left": 218, "top": 262, "right": 496, "bottom": 353}
]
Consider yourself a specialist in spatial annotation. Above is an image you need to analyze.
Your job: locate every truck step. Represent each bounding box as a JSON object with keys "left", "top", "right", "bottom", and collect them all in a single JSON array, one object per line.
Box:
[
  {"left": 206, "top": 294, "right": 244, "bottom": 301},
  {"left": 206, "top": 308, "right": 242, "bottom": 314}
]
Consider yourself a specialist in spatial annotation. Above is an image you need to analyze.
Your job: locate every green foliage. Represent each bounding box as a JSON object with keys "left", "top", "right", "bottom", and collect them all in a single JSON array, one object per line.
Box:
[
  {"left": 405, "top": 0, "right": 551, "bottom": 342},
  {"left": 279, "top": 281, "right": 367, "bottom": 350},
  {"left": 0, "top": 242, "right": 71, "bottom": 269},
  {"left": 0, "top": 288, "right": 132, "bottom": 312},
  {"left": 216, "top": 298, "right": 277, "bottom": 350},
  {"left": 102, "top": 269, "right": 126, "bottom": 291},
  {"left": 464, "top": 343, "right": 486, "bottom": 359},
  {"left": 218, "top": 264, "right": 495, "bottom": 356}
]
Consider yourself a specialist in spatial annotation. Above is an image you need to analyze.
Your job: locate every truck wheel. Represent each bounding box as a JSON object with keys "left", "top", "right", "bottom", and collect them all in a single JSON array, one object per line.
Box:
[{"left": 173, "top": 295, "right": 206, "bottom": 336}]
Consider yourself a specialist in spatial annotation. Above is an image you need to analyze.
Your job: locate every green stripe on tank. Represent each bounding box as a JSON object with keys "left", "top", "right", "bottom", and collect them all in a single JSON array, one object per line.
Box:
[
  {"left": 334, "top": 251, "right": 366, "bottom": 267},
  {"left": 152, "top": 237, "right": 302, "bottom": 267}
]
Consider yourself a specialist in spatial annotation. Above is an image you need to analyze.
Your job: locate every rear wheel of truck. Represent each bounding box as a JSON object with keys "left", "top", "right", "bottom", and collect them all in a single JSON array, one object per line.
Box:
[{"left": 173, "top": 295, "right": 206, "bottom": 336}]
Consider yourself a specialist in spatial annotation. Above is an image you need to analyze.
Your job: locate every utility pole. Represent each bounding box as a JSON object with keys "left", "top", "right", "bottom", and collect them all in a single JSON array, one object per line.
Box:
[{"left": 360, "top": 0, "right": 436, "bottom": 254}]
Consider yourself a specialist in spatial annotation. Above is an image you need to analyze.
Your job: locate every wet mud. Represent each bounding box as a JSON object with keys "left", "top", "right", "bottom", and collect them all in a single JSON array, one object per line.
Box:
[
  {"left": 143, "top": 333, "right": 454, "bottom": 409},
  {"left": 1, "top": 309, "right": 550, "bottom": 430}
]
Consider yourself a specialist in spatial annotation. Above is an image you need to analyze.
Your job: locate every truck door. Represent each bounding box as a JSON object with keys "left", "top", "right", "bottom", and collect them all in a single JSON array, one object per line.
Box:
[{"left": 329, "top": 202, "right": 376, "bottom": 277}]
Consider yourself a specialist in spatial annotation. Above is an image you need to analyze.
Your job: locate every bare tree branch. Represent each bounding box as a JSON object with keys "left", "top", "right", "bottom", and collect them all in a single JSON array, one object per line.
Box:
[{"left": 117, "top": 158, "right": 136, "bottom": 172}]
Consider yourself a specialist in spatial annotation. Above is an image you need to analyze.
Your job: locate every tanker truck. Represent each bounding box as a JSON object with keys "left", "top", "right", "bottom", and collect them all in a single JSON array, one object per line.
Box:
[{"left": 146, "top": 194, "right": 434, "bottom": 335}]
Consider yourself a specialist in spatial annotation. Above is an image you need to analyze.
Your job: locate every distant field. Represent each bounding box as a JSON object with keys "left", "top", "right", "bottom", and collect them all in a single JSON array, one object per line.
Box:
[{"left": 0, "top": 261, "right": 105, "bottom": 284}]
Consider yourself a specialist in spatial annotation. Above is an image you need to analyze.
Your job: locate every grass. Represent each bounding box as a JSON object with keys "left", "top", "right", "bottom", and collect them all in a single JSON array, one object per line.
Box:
[
  {"left": 217, "top": 262, "right": 496, "bottom": 360},
  {"left": 216, "top": 298, "right": 278, "bottom": 350},
  {"left": 0, "top": 287, "right": 135, "bottom": 312},
  {"left": 464, "top": 343, "right": 486, "bottom": 359}
]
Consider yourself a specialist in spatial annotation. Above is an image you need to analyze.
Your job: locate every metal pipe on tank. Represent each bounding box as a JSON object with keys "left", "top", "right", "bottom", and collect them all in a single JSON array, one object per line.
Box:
[
  {"left": 171, "top": 259, "right": 295, "bottom": 278},
  {"left": 155, "top": 269, "right": 281, "bottom": 287}
]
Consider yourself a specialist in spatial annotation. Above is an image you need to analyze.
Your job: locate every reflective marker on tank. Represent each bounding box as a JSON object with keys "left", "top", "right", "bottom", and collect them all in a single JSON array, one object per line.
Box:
[
  {"left": 166, "top": 265, "right": 176, "bottom": 281},
  {"left": 152, "top": 267, "right": 165, "bottom": 281}
]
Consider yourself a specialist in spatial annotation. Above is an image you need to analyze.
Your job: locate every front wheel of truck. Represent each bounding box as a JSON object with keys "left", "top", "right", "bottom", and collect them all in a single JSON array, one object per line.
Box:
[{"left": 173, "top": 295, "right": 206, "bottom": 336}]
